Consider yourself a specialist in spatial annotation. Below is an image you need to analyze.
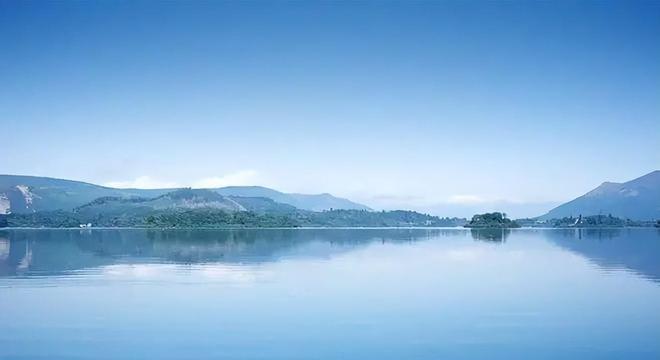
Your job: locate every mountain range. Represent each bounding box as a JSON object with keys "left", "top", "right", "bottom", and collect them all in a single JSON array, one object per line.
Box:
[
  {"left": 0, "top": 175, "right": 370, "bottom": 215},
  {"left": 2, "top": 171, "right": 659, "bottom": 221},
  {"left": 539, "top": 170, "right": 660, "bottom": 220}
]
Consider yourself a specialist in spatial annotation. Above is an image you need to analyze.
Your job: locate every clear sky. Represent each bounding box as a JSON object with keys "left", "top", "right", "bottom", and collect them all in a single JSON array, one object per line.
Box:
[{"left": 1, "top": 1, "right": 659, "bottom": 217}]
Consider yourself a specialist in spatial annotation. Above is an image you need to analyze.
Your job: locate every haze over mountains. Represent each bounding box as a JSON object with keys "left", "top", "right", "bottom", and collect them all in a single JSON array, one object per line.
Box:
[
  {"left": 74, "top": 189, "right": 298, "bottom": 218},
  {"left": 1, "top": 171, "right": 659, "bottom": 221},
  {"left": 539, "top": 171, "right": 660, "bottom": 220},
  {"left": 0, "top": 175, "right": 369, "bottom": 215}
]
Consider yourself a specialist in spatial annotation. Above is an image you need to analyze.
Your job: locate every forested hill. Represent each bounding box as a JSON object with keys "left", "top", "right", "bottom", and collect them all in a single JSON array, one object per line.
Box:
[
  {"left": 2, "top": 209, "right": 466, "bottom": 228},
  {"left": 0, "top": 175, "right": 371, "bottom": 214},
  {"left": 1, "top": 188, "right": 465, "bottom": 228}
]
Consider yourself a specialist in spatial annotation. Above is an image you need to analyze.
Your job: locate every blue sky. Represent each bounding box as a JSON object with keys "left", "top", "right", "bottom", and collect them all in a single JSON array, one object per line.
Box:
[{"left": 1, "top": 1, "right": 659, "bottom": 217}]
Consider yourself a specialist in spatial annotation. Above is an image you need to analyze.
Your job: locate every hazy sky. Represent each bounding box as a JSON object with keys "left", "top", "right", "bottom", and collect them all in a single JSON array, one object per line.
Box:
[{"left": 1, "top": 1, "right": 659, "bottom": 217}]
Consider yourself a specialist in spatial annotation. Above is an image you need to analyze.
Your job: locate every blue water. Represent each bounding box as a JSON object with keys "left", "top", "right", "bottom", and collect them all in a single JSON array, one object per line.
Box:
[{"left": 1, "top": 228, "right": 660, "bottom": 359}]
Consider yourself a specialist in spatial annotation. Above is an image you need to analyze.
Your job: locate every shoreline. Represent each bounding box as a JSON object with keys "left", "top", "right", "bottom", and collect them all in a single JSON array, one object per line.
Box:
[{"left": 1, "top": 226, "right": 657, "bottom": 230}]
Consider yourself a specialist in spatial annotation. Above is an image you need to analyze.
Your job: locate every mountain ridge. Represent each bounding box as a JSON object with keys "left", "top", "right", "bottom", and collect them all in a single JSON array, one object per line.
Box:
[
  {"left": 539, "top": 170, "right": 660, "bottom": 220},
  {"left": 0, "top": 175, "right": 371, "bottom": 214},
  {"left": 2, "top": 187, "right": 465, "bottom": 228}
]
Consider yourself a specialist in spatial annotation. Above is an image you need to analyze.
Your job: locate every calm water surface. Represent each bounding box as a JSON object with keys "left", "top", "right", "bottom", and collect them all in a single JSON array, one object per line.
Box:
[{"left": 1, "top": 228, "right": 660, "bottom": 359}]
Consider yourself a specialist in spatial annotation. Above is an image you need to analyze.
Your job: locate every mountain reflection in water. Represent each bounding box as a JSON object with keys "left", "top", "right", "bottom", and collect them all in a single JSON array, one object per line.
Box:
[
  {"left": 1, "top": 228, "right": 659, "bottom": 282},
  {"left": 0, "top": 228, "right": 450, "bottom": 277},
  {"left": 543, "top": 228, "right": 660, "bottom": 282}
]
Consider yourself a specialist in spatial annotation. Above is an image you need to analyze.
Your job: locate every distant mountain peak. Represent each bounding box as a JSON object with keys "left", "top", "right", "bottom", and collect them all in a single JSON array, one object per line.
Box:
[
  {"left": 585, "top": 181, "right": 621, "bottom": 197},
  {"left": 601, "top": 181, "right": 619, "bottom": 186},
  {"left": 540, "top": 170, "right": 660, "bottom": 220}
]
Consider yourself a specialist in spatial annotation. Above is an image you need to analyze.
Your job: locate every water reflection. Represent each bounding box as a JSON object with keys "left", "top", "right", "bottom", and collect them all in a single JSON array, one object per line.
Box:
[
  {"left": 544, "top": 228, "right": 660, "bottom": 282},
  {"left": 2, "top": 228, "right": 660, "bottom": 283},
  {"left": 2, "top": 228, "right": 660, "bottom": 359},
  {"left": 470, "top": 228, "right": 511, "bottom": 243},
  {"left": 0, "top": 229, "right": 454, "bottom": 277}
]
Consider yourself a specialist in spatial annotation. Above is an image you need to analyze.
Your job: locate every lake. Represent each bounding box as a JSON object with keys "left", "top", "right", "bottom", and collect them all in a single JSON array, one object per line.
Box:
[{"left": 1, "top": 228, "right": 660, "bottom": 359}]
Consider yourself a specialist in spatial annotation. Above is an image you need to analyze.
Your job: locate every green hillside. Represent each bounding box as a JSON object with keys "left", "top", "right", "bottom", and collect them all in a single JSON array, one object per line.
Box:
[
  {"left": 1, "top": 189, "right": 465, "bottom": 228},
  {"left": 0, "top": 175, "right": 371, "bottom": 214}
]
